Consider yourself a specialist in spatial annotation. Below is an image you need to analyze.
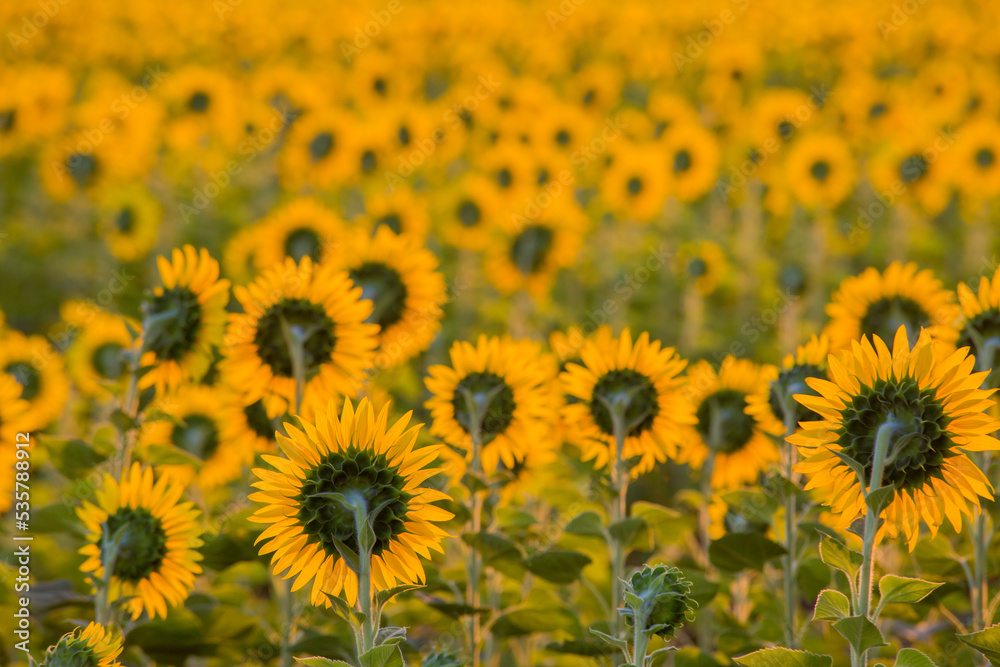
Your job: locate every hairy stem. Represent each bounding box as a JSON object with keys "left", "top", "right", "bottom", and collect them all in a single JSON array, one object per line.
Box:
[{"left": 856, "top": 420, "right": 895, "bottom": 667}]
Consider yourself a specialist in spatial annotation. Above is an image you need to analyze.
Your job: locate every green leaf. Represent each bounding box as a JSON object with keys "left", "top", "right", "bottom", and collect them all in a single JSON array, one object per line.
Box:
[
  {"left": 721, "top": 488, "right": 779, "bottom": 523},
  {"left": 832, "top": 451, "right": 868, "bottom": 486},
  {"left": 819, "top": 537, "right": 862, "bottom": 581},
  {"left": 674, "top": 647, "right": 726, "bottom": 667},
  {"left": 375, "top": 584, "right": 423, "bottom": 606},
  {"left": 590, "top": 628, "right": 629, "bottom": 651},
  {"left": 144, "top": 444, "right": 203, "bottom": 467},
  {"left": 564, "top": 510, "right": 605, "bottom": 538},
  {"left": 877, "top": 575, "right": 942, "bottom": 606},
  {"left": 462, "top": 532, "right": 524, "bottom": 565},
  {"left": 865, "top": 486, "right": 895, "bottom": 516},
  {"left": 708, "top": 533, "right": 786, "bottom": 572},
  {"left": 957, "top": 623, "right": 1000, "bottom": 664},
  {"left": 521, "top": 550, "right": 591, "bottom": 584},
  {"left": 893, "top": 648, "right": 939, "bottom": 667},
  {"left": 631, "top": 501, "right": 691, "bottom": 546},
  {"left": 832, "top": 615, "right": 887, "bottom": 656},
  {"left": 544, "top": 639, "right": 614, "bottom": 657},
  {"left": 426, "top": 602, "right": 490, "bottom": 618},
  {"left": 296, "top": 658, "right": 354, "bottom": 667},
  {"left": 608, "top": 517, "right": 646, "bottom": 544},
  {"left": 359, "top": 645, "right": 404, "bottom": 667},
  {"left": 733, "top": 648, "right": 834, "bottom": 666},
  {"left": 813, "top": 589, "right": 851, "bottom": 621},
  {"left": 684, "top": 570, "right": 720, "bottom": 607}
]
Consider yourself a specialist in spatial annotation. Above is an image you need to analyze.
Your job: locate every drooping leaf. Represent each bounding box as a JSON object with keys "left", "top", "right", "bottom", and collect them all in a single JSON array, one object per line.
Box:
[
  {"left": 608, "top": 517, "right": 646, "bottom": 544},
  {"left": 733, "top": 647, "right": 834, "bottom": 666},
  {"left": 818, "top": 537, "right": 862, "bottom": 581},
  {"left": 865, "top": 485, "right": 895, "bottom": 516},
  {"left": 877, "top": 575, "right": 942, "bottom": 606},
  {"left": 957, "top": 624, "right": 1000, "bottom": 664},
  {"left": 893, "top": 648, "right": 939, "bottom": 667},
  {"left": 296, "top": 658, "right": 354, "bottom": 667},
  {"left": 708, "top": 533, "right": 786, "bottom": 572},
  {"left": 832, "top": 615, "right": 887, "bottom": 656},
  {"left": 359, "top": 644, "right": 405, "bottom": 667},
  {"left": 521, "top": 550, "right": 591, "bottom": 583},
  {"left": 721, "top": 488, "right": 779, "bottom": 524},
  {"left": 813, "top": 589, "right": 851, "bottom": 621},
  {"left": 564, "top": 510, "right": 605, "bottom": 538}
]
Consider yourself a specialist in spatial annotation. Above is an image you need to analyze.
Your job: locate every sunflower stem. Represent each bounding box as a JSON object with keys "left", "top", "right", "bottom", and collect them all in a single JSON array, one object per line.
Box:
[
  {"left": 632, "top": 608, "right": 650, "bottom": 667},
  {"left": 608, "top": 400, "right": 630, "bottom": 656},
  {"left": 459, "top": 385, "right": 488, "bottom": 667},
  {"left": 856, "top": 419, "right": 895, "bottom": 667},
  {"left": 696, "top": 452, "right": 715, "bottom": 654},
  {"left": 278, "top": 316, "right": 308, "bottom": 667},
  {"left": 780, "top": 390, "right": 799, "bottom": 649}
]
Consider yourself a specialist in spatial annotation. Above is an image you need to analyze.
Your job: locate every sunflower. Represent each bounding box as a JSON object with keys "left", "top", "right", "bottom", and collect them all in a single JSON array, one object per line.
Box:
[
  {"left": 64, "top": 309, "right": 134, "bottom": 399},
  {"left": 746, "top": 335, "right": 832, "bottom": 435},
  {"left": 248, "top": 397, "right": 453, "bottom": 607},
  {"left": 560, "top": 329, "right": 692, "bottom": 476},
  {"left": 950, "top": 119, "right": 1000, "bottom": 205},
  {"left": 425, "top": 335, "right": 556, "bottom": 474},
  {"left": 565, "top": 61, "right": 623, "bottom": 114},
  {"left": 77, "top": 463, "right": 204, "bottom": 620},
  {"left": 0, "top": 374, "right": 31, "bottom": 514},
  {"left": 433, "top": 174, "right": 504, "bottom": 251},
  {"left": 0, "top": 329, "right": 70, "bottom": 431},
  {"left": 160, "top": 65, "right": 245, "bottom": 160},
  {"left": 327, "top": 227, "right": 446, "bottom": 369},
  {"left": 38, "top": 622, "right": 122, "bottom": 667},
  {"left": 867, "top": 130, "right": 953, "bottom": 216},
  {"left": 251, "top": 198, "right": 346, "bottom": 271},
  {"left": 140, "top": 246, "right": 231, "bottom": 394},
  {"left": 138, "top": 384, "right": 257, "bottom": 490},
  {"left": 361, "top": 185, "right": 431, "bottom": 240},
  {"left": 791, "top": 327, "right": 1000, "bottom": 550},
  {"left": 677, "top": 356, "right": 783, "bottom": 490},
  {"left": 823, "top": 262, "right": 960, "bottom": 350},
  {"left": 279, "top": 109, "right": 358, "bottom": 190},
  {"left": 660, "top": 123, "right": 721, "bottom": 203},
  {"left": 221, "top": 256, "right": 379, "bottom": 418},
  {"left": 601, "top": 143, "right": 668, "bottom": 223},
  {"left": 39, "top": 134, "right": 110, "bottom": 201},
  {"left": 748, "top": 88, "right": 813, "bottom": 150},
  {"left": 675, "top": 241, "right": 728, "bottom": 296},
  {"left": 97, "top": 184, "right": 162, "bottom": 263},
  {"left": 223, "top": 226, "right": 261, "bottom": 285},
  {"left": 785, "top": 133, "right": 857, "bottom": 210},
  {"left": 483, "top": 197, "right": 585, "bottom": 300},
  {"left": 480, "top": 141, "right": 537, "bottom": 198},
  {"left": 956, "top": 266, "right": 1000, "bottom": 388}
]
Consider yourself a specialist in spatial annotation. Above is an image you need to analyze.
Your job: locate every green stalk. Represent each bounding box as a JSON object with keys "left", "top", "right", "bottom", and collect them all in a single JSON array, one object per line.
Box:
[
  {"left": 856, "top": 420, "right": 895, "bottom": 667},
  {"left": 609, "top": 402, "right": 629, "bottom": 641},
  {"left": 459, "top": 385, "right": 495, "bottom": 667},
  {"left": 632, "top": 611, "right": 650, "bottom": 667},
  {"left": 969, "top": 335, "right": 998, "bottom": 632},
  {"left": 278, "top": 317, "right": 307, "bottom": 667},
  {"left": 780, "top": 392, "right": 799, "bottom": 648}
]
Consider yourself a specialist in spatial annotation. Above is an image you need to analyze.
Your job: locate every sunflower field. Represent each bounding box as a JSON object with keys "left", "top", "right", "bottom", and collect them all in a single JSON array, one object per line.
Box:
[{"left": 5, "top": 0, "right": 1000, "bottom": 666}]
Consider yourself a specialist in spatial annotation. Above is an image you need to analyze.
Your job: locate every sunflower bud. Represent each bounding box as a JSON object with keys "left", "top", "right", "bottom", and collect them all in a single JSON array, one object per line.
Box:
[{"left": 621, "top": 564, "right": 696, "bottom": 639}]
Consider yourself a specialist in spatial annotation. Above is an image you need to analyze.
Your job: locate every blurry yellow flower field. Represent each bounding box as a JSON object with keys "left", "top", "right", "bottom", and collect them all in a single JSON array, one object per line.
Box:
[{"left": 3, "top": 1, "right": 1000, "bottom": 666}]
